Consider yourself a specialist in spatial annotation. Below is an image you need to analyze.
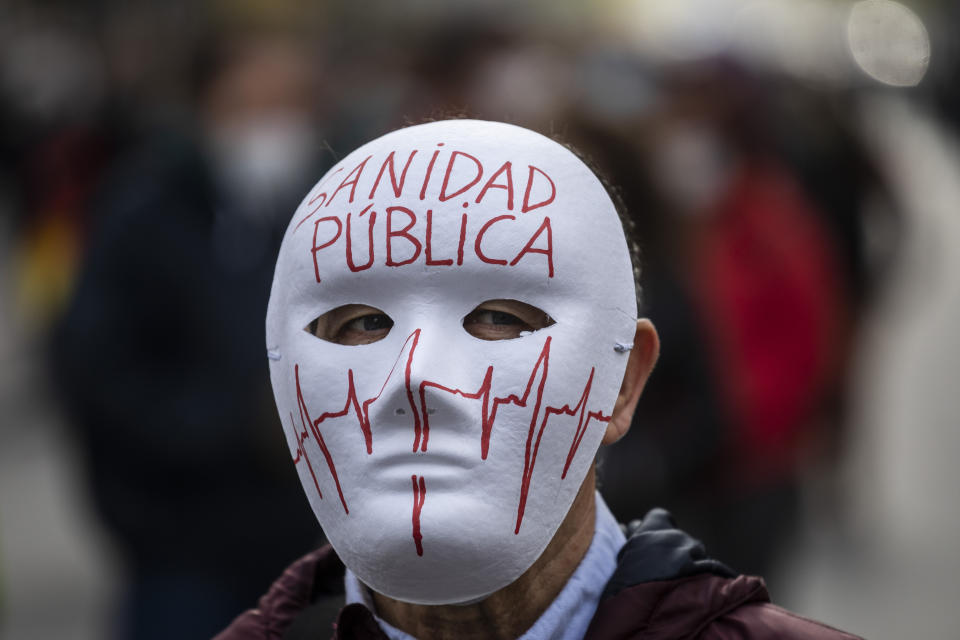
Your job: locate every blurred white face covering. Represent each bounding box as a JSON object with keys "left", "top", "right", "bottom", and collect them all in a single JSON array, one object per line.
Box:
[{"left": 266, "top": 120, "right": 637, "bottom": 605}]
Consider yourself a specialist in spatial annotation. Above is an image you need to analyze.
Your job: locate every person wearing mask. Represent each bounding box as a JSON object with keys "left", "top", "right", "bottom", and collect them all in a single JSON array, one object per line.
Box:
[{"left": 216, "top": 119, "right": 860, "bottom": 639}]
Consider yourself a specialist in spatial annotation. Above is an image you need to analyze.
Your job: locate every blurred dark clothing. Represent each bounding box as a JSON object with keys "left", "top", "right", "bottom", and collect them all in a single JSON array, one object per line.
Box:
[
  {"left": 603, "top": 158, "right": 851, "bottom": 579},
  {"left": 51, "top": 130, "right": 320, "bottom": 639},
  {"left": 599, "top": 266, "right": 726, "bottom": 521},
  {"left": 214, "top": 509, "right": 861, "bottom": 640}
]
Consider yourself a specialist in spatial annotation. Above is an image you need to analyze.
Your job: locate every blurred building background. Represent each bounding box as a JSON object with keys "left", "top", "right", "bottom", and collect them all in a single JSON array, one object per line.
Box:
[{"left": 1, "top": 0, "right": 958, "bottom": 638}]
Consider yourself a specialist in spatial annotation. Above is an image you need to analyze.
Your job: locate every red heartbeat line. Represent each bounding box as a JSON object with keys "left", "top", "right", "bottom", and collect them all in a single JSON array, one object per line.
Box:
[
  {"left": 288, "top": 371, "right": 350, "bottom": 514},
  {"left": 288, "top": 329, "right": 611, "bottom": 548},
  {"left": 411, "top": 475, "right": 426, "bottom": 556}
]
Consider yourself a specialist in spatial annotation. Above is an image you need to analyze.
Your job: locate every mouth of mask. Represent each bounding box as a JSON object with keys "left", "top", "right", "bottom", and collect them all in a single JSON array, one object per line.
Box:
[{"left": 266, "top": 119, "right": 637, "bottom": 604}]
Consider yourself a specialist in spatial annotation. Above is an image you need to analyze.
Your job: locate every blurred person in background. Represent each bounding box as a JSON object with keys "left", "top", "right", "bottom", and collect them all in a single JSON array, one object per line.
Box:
[
  {"left": 50, "top": 29, "right": 326, "bottom": 640},
  {"left": 570, "top": 61, "right": 894, "bottom": 581},
  {"left": 1, "top": 7, "right": 121, "bottom": 332}
]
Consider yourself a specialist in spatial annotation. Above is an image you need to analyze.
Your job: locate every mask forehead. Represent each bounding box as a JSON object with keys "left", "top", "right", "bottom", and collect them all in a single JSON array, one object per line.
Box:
[{"left": 268, "top": 119, "right": 636, "bottom": 337}]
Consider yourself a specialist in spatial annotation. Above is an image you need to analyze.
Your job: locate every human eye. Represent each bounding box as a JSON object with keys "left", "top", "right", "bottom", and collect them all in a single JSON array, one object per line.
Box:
[
  {"left": 469, "top": 310, "right": 525, "bottom": 326},
  {"left": 306, "top": 304, "right": 394, "bottom": 345},
  {"left": 337, "top": 312, "right": 394, "bottom": 344},
  {"left": 462, "top": 300, "right": 554, "bottom": 341}
]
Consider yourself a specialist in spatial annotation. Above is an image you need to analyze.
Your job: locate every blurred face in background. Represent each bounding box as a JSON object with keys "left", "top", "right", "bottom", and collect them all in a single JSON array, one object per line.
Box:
[{"left": 201, "top": 37, "right": 321, "bottom": 218}]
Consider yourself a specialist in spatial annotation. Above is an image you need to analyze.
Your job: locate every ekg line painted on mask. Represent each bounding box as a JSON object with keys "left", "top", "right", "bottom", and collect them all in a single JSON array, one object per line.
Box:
[
  {"left": 411, "top": 474, "right": 426, "bottom": 556},
  {"left": 288, "top": 329, "right": 611, "bottom": 551},
  {"left": 416, "top": 336, "right": 611, "bottom": 534},
  {"left": 290, "top": 378, "right": 350, "bottom": 515}
]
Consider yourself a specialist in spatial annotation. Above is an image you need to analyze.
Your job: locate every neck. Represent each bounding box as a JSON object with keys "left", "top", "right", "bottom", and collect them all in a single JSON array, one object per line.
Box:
[{"left": 372, "top": 470, "right": 597, "bottom": 640}]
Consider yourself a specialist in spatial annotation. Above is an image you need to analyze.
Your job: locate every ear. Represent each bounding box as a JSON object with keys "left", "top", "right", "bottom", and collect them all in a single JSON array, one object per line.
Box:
[{"left": 602, "top": 319, "right": 659, "bottom": 446}]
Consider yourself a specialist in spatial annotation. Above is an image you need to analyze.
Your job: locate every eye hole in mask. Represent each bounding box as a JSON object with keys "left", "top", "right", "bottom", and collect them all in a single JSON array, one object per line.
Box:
[
  {"left": 306, "top": 304, "right": 395, "bottom": 346},
  {"left": 463, "top": 299, "right": 555, "bottom": 341}
]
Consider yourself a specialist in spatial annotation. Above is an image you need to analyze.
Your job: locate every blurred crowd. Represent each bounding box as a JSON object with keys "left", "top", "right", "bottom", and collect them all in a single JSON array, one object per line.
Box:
[{"left": 2, "top": 1, "right": 959, "bottom": 639}]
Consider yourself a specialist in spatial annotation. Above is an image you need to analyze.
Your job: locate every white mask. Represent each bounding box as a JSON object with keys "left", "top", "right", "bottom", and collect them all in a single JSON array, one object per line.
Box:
[{"left": 266, "top": 120, "right": 637, "bottom": 605}]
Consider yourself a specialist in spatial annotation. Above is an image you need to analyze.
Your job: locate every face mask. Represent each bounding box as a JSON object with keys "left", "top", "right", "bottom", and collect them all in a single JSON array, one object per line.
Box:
[
  {"left": 266, "top": 120, "right": 637, "bottom": 604},
  {"left": 207, "top": 113, "right": 319, "bottom": 220},
  {"left": 649, "top": 122, "right": 732, "bottom": 217}
]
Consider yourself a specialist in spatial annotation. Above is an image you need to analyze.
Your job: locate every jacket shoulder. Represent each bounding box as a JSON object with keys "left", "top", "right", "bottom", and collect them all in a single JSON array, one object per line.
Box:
[
  {"left": 701, "top": 602, "right": 864, "bottom": 640},
  {"left": 214, "top": 545, "right": 344, "bottom": 640},
  {"left": 585, "top": 508, "right": 862, "bottom": 639}
]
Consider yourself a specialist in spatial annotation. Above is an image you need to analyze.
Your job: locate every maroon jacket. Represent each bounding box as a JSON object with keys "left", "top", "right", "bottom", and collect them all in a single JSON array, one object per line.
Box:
[{"left": 216, "top": 510, "right": 861, "bottom": 639}]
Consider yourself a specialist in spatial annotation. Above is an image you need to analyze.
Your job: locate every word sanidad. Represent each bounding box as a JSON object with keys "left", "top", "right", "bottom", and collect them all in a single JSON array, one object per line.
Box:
[{"left": 293, "top": 145, "right": 560, "bottom": 280}]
